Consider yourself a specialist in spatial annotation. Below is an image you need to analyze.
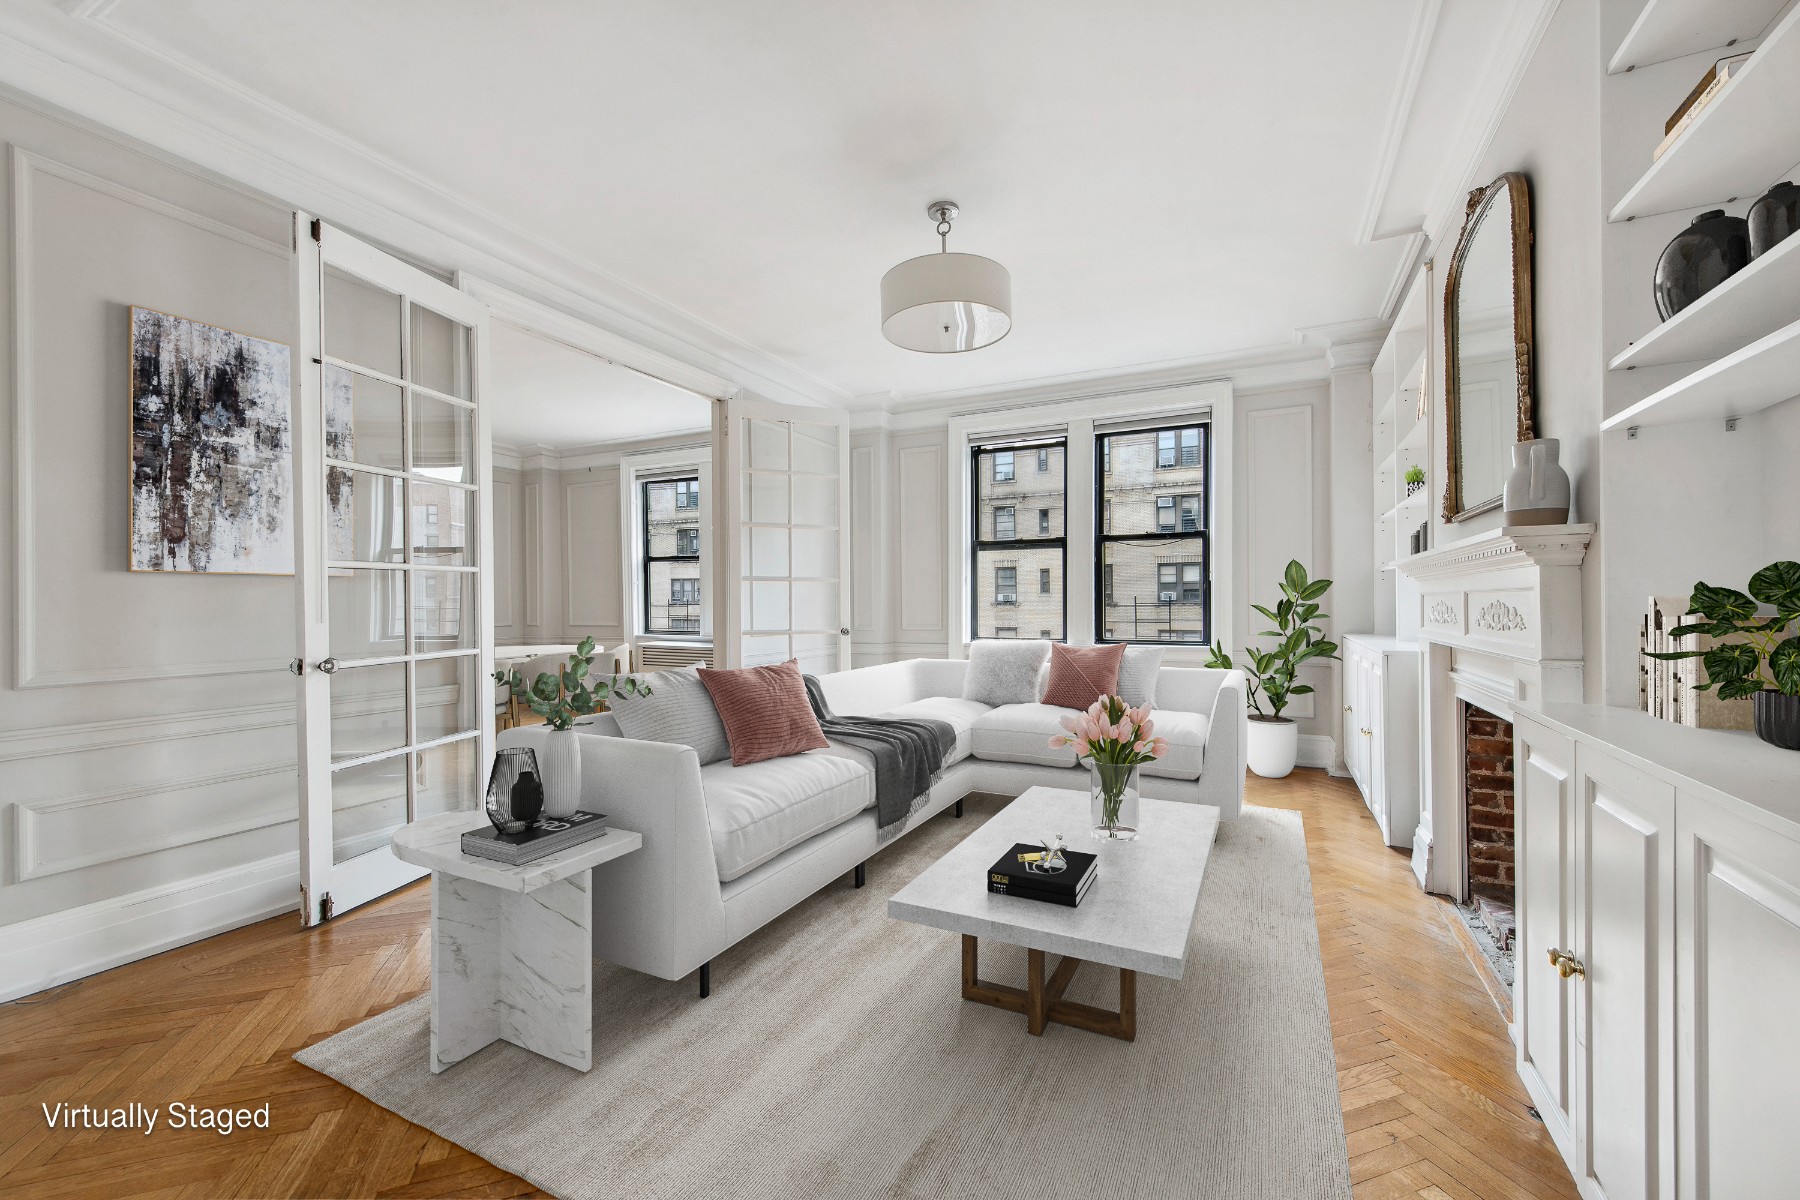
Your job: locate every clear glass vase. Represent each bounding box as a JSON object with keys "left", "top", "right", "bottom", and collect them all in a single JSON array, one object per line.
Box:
[{"left": 1089, "top": 762, "right": 1141, "bottom": 841}]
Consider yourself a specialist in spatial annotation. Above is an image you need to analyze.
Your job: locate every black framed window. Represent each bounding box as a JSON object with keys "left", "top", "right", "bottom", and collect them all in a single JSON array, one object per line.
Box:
[
  {"left": 1095, "top": 422, "right": 1210, "bottom": 645},
  {"left": 642, "top": 475, "right": 703, "bottom": 635},
  {"left": 971, "top": 439, "right": 1065, "bottom": 640}
]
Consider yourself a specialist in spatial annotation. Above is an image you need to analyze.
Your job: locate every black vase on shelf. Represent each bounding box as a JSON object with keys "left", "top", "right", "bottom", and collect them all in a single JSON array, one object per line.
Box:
[
  {"left": 1754, "top": 691, "right": 1800, "bottom": 751},
  {"left": 1748, "top": 180, "right": 1800, "bottom": 259},
  {"left": 485, "top": 747, "right": 543, "bottom": 834},
  {"left": 1653, "top": 208, "right": 1749, "bottom": 320}
]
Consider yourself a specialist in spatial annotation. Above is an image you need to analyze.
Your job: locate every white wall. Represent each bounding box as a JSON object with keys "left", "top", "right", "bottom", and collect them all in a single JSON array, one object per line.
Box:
[{"left": 0, "top": 97, "right": 302, "bottom": 995}]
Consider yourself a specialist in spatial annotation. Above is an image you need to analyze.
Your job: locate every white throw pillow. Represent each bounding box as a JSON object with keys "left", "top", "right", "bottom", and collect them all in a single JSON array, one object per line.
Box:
[
  {"left": 1116, "top": 645, "right": 1164, "bottom": 707},
  {"left": 961, "top": 640, "right": 1053, "bottom": 707},
  {"left": 606, "top": 664, "right": 731, "bottom": 765}
]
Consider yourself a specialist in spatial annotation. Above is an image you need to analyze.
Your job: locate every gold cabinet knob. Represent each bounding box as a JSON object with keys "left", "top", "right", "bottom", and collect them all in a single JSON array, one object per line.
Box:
[
  {"left": 1547, "top": 948, "right": 1585, "bottom": 979},
  {"left": 1344, "top": 704, "right": 1353, "bottom": 712},
  {"left": 1361, "top": 727, "right": 1373, "bottom": 737}
]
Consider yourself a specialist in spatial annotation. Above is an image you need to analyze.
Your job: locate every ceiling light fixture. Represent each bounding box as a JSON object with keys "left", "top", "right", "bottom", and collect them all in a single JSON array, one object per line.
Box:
[{"left": 880, "top": 201, "right": 1012, "bottom": 353}]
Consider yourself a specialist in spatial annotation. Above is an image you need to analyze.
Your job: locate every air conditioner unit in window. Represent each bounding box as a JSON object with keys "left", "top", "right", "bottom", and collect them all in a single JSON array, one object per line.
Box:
[
  {"left": 995, "top": 593, "right": 1018, "bottom": 605},
  {"left": 1159, "top": 591, "right": 1177, "bottom": 603}
]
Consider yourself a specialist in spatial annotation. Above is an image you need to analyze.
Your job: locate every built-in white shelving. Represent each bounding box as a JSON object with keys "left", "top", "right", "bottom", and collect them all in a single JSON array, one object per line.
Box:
[
  {"left": 1609, "top": 1, "right": 1800, "bottom": 221},
  {"left": 1602, "top": 314, "right": 1800, "bottom": 430},
  {"left": 1609, "top": 224, "right": 1800, "bottom": 369},
  {"left": 1369, "top": 268, "right": 1433, "bottom": 636},
  {"left": 1607, "top": 0, "right": 1788, "bottom": 74}
]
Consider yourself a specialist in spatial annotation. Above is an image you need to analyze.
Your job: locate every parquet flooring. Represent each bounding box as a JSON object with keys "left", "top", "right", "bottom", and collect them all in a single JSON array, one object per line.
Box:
[{"left": 0, "top": 769, "right": 1575, "bottom": 1199}]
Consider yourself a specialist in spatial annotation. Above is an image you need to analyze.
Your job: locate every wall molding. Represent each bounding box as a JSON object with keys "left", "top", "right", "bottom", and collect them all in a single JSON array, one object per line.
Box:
[
  {"left": 0, "top": 698, "right": 293, "bottom": 763},
  {"left": 12, "top": 760, "right": 293, "bottom": 881},
  {"left": 8, "top": 145, "right": 291, "bottom": 690},
  {"left": 0, "top": 849, "right": 298, "bottom": 1004},
  {"left": 563, "top": 476, "right": 621, "bottom": 629}
]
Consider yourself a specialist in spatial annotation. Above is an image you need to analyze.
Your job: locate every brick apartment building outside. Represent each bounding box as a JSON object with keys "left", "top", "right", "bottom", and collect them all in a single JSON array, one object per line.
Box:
[
  {"left": 644, "top": 476, "right": 703, "bottom": 634},
  {"left": 972, "top": 426, "right": 1208, "bottom": 643}
]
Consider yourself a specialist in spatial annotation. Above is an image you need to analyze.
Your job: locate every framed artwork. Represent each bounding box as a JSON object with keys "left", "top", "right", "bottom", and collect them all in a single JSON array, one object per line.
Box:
[{"left": 128, "top": 306, "right": 294, "bottom": 574}]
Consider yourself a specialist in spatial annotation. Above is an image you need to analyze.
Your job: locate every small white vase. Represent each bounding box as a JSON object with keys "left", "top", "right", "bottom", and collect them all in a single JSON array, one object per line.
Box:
[
  {"left": 1247, "top": 717, "right": 1298, "bottom": 779},
  {"left": 538, "top": 728, "right": 582, "bottom": 818},
  {"left": 1502, "top": 438, "right": 1570, "bottom": 527}
]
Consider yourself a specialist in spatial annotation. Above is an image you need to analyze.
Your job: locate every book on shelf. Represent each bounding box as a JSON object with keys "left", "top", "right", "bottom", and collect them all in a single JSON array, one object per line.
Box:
[
  {"left": 1642, "top": 596, "right": 1755, "bottom": 732},
  {"left": 1654, "top": 52, "right": 1753, "bottom": 161},
  {"left": 461, "top": 809, "right": 610, "bottom": 865},
  {"left": 987, "top": 842, "right": 1098, "bottom": 907}
]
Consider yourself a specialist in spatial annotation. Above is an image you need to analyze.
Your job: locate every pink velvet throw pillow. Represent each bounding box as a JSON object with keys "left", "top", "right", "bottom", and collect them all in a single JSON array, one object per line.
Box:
[
  {"left": 1040, "top": 642, "right": 1127, "bottom": 710},
  {"left": 698, "top": 659, "right": 830, "bottom": 766}
]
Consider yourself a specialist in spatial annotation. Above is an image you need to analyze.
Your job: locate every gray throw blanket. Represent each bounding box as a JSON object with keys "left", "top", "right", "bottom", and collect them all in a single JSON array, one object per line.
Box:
[{"left": 804, "top": 675, "right": 956, "bottom": 835}]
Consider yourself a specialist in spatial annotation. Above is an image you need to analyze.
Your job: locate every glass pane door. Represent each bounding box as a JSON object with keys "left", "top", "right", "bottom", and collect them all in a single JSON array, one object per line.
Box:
[
  {"left": 716, "top": 399, "right": 850, "bottom": 673},
  {"left": 294, "top": 217, "right": 491, "bottom": 924}
]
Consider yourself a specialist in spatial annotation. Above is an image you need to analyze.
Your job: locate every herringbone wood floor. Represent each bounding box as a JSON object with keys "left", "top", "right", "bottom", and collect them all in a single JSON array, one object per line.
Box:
[{"left": 0, "top": 770, "right": 1576, "bottom": 1199}]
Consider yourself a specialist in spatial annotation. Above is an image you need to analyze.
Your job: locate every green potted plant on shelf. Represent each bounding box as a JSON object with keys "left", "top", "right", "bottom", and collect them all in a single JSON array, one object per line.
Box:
[
  {"left": 1644, "top": 561, "right": 1800, "bottom": 750},
  {"left": 1404, "top": 464, "right": 1426, "bottom": 496},
  {"left": 1204, "top": 559, "right": 1338, "bottom": 778},
  {"left": 496, "top": 637, "right": 651, "bottom": 815}
]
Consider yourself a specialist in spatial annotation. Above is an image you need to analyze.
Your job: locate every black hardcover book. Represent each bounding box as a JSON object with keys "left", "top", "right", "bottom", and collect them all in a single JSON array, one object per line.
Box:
[
  {"left": 461, "top": 810, "right": 610, "bottom": 865},
  {"left": 988, "top": 869, "right": 1098, "bottom": 908},
  {"left": 987, "top": 843, "right": 1097, "bottom": 897}
]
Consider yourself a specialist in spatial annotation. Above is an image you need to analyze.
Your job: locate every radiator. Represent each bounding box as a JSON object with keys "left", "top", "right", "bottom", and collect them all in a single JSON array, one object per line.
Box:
[{"left": 634, "top": 642, "right": 714, "bottom": 671}]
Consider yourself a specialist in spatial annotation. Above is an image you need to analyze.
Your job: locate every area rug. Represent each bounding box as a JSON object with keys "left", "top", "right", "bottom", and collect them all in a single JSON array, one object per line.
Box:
[{"left": 297, "top": 798, "right": 1350, "bottom": 1199}]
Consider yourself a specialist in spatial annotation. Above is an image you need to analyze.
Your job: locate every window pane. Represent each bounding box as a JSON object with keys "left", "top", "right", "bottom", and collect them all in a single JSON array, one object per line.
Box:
[
  {"left": 973, "top": 547, "right": 1062, "bottom": 640},
  {"left": 329, "top": 468, "right": 406, "bottom": 564},
  {"left": 648, "top": 561, "right": 703, "bottom": 632},
  {"left": 324, "top": 267, "right": 401, "bottom": 378},
  {"left": 974, "top": 443, "right": 1064, "bottom": 542},
  {"left": 412, "top": 569, "right": 476, "bottom": 651},
  {"left": 414, "top": 653, "right": 480, "bottom": 744},
  {"left": 1098, "top": 427, "right": 1207, "bottom": 536},
  {"left": 411, "top": 479, "right": 471, "bottom": 566},
  {"left": 408, "top": 303, "right": 472, "bottom": 400},
  {"left": 324, "top": 366, "right": 403, "bottom": 472},
  {"left": 413, "top": 737, "right": 478, "bottom": 820},
  {"left": 1098, "top": 541, "right": 1207, "bottom": 644},
  {"left": 411, "top": 393, "right": 473, "bottom": 485},
  {"left": 328, "top": 568, "right": 406, "bottom": 661},
  {"left": 330, "top": 754, "right": 407, "bottom": 864}
]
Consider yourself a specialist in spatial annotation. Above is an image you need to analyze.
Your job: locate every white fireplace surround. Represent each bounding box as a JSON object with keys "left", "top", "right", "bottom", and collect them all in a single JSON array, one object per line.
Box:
[{"left": 1395, "top": 525, "right": 1594, "bottom": 899}]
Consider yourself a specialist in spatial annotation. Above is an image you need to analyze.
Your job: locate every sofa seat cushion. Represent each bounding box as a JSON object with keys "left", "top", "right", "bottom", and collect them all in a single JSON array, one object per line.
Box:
[
  {"left": 701, "top": 751, "right": 873, "bottom": 882},
  {"left": 971, "top": 703, "right": 1082, "bottom": 769},
  {"left": 1142, "top": 709, "right": 1209, "bottom": 781},
  {"left": 878, "top": 696, "right": 989, "bottom": 766}
]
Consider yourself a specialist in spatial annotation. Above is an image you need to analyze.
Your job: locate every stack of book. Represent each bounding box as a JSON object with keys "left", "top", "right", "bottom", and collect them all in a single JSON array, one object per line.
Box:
[
  {"left": 1640, "top": 597, "right": 1753, "bottom": 731},
  {"left": 461, "top": 810, "right": 610, "bottom": 866},
  {"left": 1654, "top": 52, "right": 1753, "bottom": 162},
  {"left": 986, "top": 843, "right": 1098, "bottom": 908}
]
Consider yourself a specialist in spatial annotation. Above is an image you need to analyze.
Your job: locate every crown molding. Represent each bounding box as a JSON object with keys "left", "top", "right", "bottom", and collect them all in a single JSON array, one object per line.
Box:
[
  {"left": 1356, "top": 0, "right": 1445, "bottom": 245},
  {"left": 493, "top": 429, "right": 712, "bottom": 473},
  {"left": 0, "top": 6, "right": 845, "bottom": 409}
]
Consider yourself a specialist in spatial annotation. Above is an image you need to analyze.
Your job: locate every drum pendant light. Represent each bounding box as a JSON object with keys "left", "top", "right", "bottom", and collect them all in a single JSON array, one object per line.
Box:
[{"left": 880, "top": 201, "right": 1012, "bottom": 353}]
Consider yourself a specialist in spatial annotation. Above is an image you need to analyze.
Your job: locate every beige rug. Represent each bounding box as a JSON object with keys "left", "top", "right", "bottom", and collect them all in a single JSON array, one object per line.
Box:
[{"left": 298, "top": 798, "right": 1351, "bottom": 1199}]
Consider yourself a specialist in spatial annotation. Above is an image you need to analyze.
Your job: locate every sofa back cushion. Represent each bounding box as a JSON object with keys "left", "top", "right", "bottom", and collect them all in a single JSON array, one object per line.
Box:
[
  {"left": 1116, "top": 645, "right": 1165, "bottom": 707},
  {"left": 961, "top": 640, "right": 1052, "bottom": 707},
  {"left": 606, "top": 664, "right": 730, "bottom": 764},
  {"left": 1040, "top": 642, "right": 1126, "bottom": 710},
  {"left": 700, "top": 659, "right": 831, "bottom": 766}
]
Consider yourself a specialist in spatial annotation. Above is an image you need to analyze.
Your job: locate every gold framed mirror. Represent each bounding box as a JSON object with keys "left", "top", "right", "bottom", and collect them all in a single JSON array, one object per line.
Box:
[{"left": 1442, "top": 171, "right": 1534, "bottom": 522}]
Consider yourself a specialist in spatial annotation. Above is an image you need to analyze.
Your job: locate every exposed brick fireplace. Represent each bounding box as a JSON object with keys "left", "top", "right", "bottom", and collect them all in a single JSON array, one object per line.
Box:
[{"left": 1464, "top": 704, "right": 1516, "bottom": 901}]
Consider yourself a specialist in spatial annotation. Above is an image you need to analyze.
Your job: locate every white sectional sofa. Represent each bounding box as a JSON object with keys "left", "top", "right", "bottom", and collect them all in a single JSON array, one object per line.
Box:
[{"left": 496, "top": 657, "right": 1246, "bottom": 994}]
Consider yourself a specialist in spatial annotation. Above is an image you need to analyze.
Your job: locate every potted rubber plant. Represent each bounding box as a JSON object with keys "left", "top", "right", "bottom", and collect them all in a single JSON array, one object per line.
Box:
[
  {"left": 1644, "top": 561, "right": 1800, "bottom": 750},
  {"left": 498, "top": 637, "right": 650, "bottom": 815},
  {"left": 1205, "top": 559, "right": 1338, "bottom": 778}
]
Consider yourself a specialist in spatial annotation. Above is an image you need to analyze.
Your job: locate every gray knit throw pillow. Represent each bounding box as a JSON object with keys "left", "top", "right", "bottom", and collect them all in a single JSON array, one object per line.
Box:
[
  {"left": 607, "top": 664, "right": 730, "bottom": 765},
  {"left": 961, "top": 640, "right": 1053, "bottom": 707},
  {"left": 1116, "top": 645, "right": 1164, "bottom": 707}
]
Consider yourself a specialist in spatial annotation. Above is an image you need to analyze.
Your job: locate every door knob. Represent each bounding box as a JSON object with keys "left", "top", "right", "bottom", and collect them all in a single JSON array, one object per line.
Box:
[
  {"left": 289, "top": 658, "right": 306, "bottom": 676},
  {"left": 316, "top": 658, "right": 339, "bottom": 674},
  {"left": 1547, "top": 948, "right": 1585, "bottom": 979}
]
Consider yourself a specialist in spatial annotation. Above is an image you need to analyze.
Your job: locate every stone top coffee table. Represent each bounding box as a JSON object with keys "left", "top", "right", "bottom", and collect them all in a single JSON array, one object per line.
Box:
[{"left": 887, "top": 786, "right": 1219, "bottom": 1041}]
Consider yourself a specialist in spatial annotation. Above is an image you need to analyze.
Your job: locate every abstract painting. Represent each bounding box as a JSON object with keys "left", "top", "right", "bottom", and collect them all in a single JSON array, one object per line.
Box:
[{"left": 129, "top": 307, "right": 294, "bottom": 573}]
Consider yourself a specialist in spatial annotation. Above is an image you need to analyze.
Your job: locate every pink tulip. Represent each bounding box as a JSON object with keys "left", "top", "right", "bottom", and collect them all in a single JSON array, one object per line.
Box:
[
  {"left": 1149, "top": 737, "right": 1168, "bottom": 759},
  {"left": 1138, "top": 718, "right": 1155, "bottom": 740},
  {"left": 1048, "top": 734, "right": 1070, "bottom": 749},
  {"left": 1058, "top": 713, "right": 1082, "bottom": 734}
]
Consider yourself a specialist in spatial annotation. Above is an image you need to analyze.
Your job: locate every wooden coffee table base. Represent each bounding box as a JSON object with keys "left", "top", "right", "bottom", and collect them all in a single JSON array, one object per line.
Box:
[{"left": 960, "top": 934, "right": 1137, "bottom": 1041}]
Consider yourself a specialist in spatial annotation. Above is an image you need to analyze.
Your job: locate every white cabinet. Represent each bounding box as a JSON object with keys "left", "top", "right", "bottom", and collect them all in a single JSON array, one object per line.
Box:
[
  {"left": 1513, "top": 705, "right": 1800, "bottom": 1200},
  {"left": 1341, "top": 635, "right": 1420, "bottom": 848}
]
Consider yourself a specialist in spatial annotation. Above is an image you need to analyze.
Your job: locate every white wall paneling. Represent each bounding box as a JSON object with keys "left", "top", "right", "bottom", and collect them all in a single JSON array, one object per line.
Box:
[
  {"left": 1241, "top": 401, "right": 1318, "bottom": 720},
  {"left": 563, "top": 472, "right": 623, "bottom": 634},
  {"left": 492, "top": 476, "right": 517, "bottom": 631},
  {"left": 893, "top": 436, "right": 947, "bottom": 652},
  {"left": 522, "top": 481, "right": 543, "bottom": 630}
]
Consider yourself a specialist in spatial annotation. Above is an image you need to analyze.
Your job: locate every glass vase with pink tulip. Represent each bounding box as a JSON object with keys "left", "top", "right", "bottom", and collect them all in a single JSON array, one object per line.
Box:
[{"left": 1048, "top": 694, "right": 1169, "bottom": 841}]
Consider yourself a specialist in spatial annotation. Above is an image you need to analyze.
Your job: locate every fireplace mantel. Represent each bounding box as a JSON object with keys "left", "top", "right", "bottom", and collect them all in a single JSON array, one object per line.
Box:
[{"left": 1395, "top": 524, "right": 1594, "bottom": 897}]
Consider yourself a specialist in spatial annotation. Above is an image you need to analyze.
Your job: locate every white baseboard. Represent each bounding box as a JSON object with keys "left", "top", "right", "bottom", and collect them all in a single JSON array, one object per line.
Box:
[
  {"left": 0, "top": 852, "right": 299, "bottom": 1003},
  {"left": 1297, "top": 734, "right": 1337, "bottom": 770}
]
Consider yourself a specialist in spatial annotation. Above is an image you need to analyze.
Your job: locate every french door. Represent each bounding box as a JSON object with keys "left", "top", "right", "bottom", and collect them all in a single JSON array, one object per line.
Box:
[
  {"left": 713, "top": 397, "right": 851, "bottom": 673},
  {"left": 292, "top": 215, "right": 493, "bottom": 925}
]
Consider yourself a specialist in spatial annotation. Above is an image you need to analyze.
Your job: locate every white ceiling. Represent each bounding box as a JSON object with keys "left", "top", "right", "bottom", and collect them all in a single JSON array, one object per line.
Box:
[
  {"left": 7, "top": 1, "right": 1545, "bottom": 406},
  {"left": 487, "top": 321, "right": 711, "bottom": 449}
]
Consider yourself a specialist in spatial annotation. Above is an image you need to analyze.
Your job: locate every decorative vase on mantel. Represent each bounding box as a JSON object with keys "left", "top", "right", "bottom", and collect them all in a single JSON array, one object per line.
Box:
[
  {"left": 1503, "top": 438, "right": 1571, "bottom": 527},
  {"left": 1088, "top": 762, "right": 1141, "bottom": 842},
  {"left": 537, "top": 728, "right": 583, "bottom": 818}
]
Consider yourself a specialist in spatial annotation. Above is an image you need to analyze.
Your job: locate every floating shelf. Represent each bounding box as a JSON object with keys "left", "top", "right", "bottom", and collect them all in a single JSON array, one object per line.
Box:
[
  {"left": 1610, "top": 227, "right": 1800, "bottom": 369},
  {"left": 1608, "top": 0, "right": 1788, "bottom": 73},
  {"left": 1602, "top": 314, "right": 1800, "bottom": 429},
  {"left": 1382, "top": 493, "right": 1429, "bottom": 522},
  {"left": 1610, "top": 3, "right": 1800, "bottom": 222},
  {"left": 1398, "top": 418, "right": 1429, "bottom": 453}
]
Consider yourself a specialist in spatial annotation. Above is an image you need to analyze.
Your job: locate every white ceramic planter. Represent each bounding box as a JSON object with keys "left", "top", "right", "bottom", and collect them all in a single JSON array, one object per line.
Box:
[
  {"left": 538, "top": 728, "right": 583, "bottom": 817},
  {"left": 1247, "top": 717, "right": 1298, "bottom": 779}
]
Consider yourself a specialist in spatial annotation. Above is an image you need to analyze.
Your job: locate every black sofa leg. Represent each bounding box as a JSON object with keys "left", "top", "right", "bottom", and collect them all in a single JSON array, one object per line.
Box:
[
  {"left": 853, "top": 863, "right": 866, "bottom": 889},
  {"left": 954, "top": 799, "right": 964, "bottom": 818},
  {"left": 699, "top": 961, "right": 711, "bottom": 999}
]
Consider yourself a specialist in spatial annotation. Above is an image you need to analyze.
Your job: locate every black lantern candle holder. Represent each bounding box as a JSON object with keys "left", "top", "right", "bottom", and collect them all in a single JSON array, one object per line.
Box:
[{"left": 486, "top": 747, "right": 545, "bottom": 834}]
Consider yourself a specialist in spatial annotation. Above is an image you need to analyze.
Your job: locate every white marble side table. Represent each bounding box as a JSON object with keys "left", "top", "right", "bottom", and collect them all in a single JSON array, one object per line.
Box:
[{"left": 391, "top": 812, "right": 642, "bottom": 1073}]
